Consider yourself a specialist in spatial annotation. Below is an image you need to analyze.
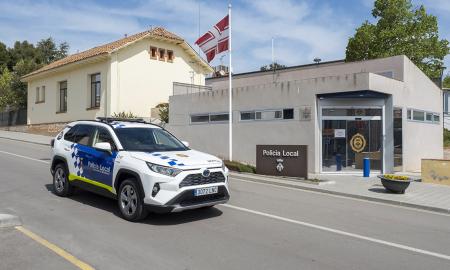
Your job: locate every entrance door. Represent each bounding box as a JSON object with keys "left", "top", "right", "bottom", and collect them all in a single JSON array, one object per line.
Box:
[
  {"left": 346, "top": 120, "right": 370, "bottom": 171},
  {"left": 321, "top": 108, "right": 382, "bottom": 173}
]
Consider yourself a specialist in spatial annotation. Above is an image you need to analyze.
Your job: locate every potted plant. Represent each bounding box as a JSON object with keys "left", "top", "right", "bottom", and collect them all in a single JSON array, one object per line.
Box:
[{"left": 377, "top": 174, "right": 413, "bottom": 194}]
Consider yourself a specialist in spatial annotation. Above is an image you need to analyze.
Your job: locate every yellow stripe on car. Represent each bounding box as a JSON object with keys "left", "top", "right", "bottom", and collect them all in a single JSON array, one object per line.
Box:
[{"left": 68, "top": 174, "right": 115, "bottom": 194}]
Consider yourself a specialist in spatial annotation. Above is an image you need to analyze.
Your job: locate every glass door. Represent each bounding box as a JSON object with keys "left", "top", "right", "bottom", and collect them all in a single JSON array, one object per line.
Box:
[
  {"left": 322, "top": 120, "right": 347, "bottom": 172},
  {"left": 321, "top": 107, "right": 383, "bottom": 173}
]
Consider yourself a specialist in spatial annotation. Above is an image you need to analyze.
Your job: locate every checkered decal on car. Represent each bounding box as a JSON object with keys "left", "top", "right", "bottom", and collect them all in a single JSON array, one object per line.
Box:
[
  {"left": 150, "top": 153, "right": 185, "bottom": 167},
  {"left": 70, "top": 143, "right": 84, "bottom": 177}
]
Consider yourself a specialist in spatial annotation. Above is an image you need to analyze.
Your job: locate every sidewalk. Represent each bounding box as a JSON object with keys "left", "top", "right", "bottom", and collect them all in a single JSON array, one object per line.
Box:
[
  {"left": 0, "top": 130, "right": 52, "bottom": 145},
  {"left": 230, "top": 172, "right": 450, "bottom": 214}
]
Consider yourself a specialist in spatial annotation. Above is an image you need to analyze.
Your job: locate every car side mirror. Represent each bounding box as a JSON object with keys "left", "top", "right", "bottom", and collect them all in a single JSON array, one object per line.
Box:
[
  {"left": 94, "top": 142, "right": 112, "bottom": 154},
  {"left": 182, "top": 141, "right": 190, "bottom": 148}
]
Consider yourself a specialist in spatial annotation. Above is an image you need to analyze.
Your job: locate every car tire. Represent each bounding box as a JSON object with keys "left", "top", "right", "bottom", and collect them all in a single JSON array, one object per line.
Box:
[
  {"left": 118, "top": 179, "right": 148, "bottom": 222},
  {"left": 53, "top": 163, "right": 73, "bottom": 197}
]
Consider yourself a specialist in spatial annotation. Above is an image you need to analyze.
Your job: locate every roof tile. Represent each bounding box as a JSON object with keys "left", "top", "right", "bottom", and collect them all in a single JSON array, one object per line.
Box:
[{"left": 24, "top": 27, "right": 184, "bottom": 78}]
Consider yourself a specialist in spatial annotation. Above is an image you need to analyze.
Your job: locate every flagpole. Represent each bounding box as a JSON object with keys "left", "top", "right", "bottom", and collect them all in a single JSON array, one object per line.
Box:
[{"left": 228, "top": 3, "right": 233, "bottom": 162}]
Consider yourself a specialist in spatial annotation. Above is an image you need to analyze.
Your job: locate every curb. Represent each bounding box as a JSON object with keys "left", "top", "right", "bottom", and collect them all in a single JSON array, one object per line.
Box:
[
  {"left": 0, "top": 214, "right": 22, "bottom": 228},
  {"left": 0, "top": 136, "right": 50, "bottom": 146},
  {"left": 231, "top": 174, "right": 450, "bottom": 215}
]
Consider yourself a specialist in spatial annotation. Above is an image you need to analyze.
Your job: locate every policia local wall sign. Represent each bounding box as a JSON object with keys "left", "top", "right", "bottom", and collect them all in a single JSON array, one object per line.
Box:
[{"left": 256, "top": 145, "right": 307, "bottom": 178}]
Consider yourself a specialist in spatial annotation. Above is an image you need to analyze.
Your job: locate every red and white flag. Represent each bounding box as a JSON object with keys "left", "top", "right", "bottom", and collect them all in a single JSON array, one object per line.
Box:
[{"left": 195, "top": 15, "right": 229, "bottom": 62}]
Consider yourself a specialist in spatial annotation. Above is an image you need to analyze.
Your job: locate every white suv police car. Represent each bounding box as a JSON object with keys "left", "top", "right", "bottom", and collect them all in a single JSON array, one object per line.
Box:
[{"left": 50, "top": 118, "right": 230, "bottom": 221}]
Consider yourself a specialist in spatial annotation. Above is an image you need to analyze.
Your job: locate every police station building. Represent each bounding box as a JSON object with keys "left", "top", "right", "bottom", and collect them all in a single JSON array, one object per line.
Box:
[{"left": 168, "top": 56, "right": 444, "bottom": 177}]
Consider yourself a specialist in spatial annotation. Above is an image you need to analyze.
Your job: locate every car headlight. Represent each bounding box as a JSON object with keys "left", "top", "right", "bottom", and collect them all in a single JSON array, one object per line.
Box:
[
  {"left": 222, "top": 161, "right": 227, "bottom": 171},
  {"left": 147, "top": 162, "right": 182, "bottom": 177}
]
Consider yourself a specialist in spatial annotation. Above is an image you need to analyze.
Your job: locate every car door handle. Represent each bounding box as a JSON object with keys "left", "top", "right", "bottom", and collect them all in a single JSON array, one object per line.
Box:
[{"left": 64, "top": 147, "right": 70, "bottom": 152}]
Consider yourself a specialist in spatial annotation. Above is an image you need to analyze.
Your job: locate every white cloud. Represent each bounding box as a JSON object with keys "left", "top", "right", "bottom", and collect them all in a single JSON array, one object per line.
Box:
[{"left": 0, "top": 0, "right": 359, "bottom": 72}]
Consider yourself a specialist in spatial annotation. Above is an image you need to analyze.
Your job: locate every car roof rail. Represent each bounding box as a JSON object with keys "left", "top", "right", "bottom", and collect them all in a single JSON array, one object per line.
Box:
[
  {"left": 96, "top": 117, "right": 146, "bottom": 124},
  {"left": 95, "top": 117, "right": 165, "bottom": 129}
]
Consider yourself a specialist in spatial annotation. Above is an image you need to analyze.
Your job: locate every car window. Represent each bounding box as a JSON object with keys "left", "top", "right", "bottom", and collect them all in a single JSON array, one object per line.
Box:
[
  {"left": 115, "top": 128, "right": 188, "bottom": 152},
  {"left": 64, "top": 125, "right": 79, "bottom": 142},
  {"left": 93, "top": 127, "right": 117, "bottom": 151},
  {"left": 71, "top": 124, "right": 95, "bottom": 145}
]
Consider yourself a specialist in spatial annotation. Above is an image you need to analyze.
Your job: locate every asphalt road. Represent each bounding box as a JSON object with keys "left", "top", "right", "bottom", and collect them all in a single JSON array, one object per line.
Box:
[{"left": 1, "top": 138, "right": 450, "bottom": 270}]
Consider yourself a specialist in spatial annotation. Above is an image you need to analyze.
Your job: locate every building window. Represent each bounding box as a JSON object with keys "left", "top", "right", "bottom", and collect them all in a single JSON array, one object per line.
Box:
[
  {"left": 209, "top": 113, "right": 229, "bottom": 122},
  {"left": 150, "top": 46, "right": 157, "bottom": 59},
  {"left": 393, "top": 108, "right": 403, "bottom": 172},
  {"left": 191, "top": 114, "right": 209, "bottom": 123},
  {"left": 433, "top": 114, "right": 440, "bottom": 122},
  {"left": 58, "top": 81, "right": 67, "bottom": 113},
  {"left": 240, "top": 112, "right": 256, "bottom": 121},
  {"left": 35, "top": 86, "right": 45, "bottom": 103},
  {"left": 407, "top": 108, "right": 440, "bottom": 124},
  {"left": 35, "top": 87, "right": 40, "bottom": 103},
  {"left": 190, "top": 113, "right": 229, "bottom": 124},
  {"left": 41, "top": 86, "right": 45, "bottom": 102},
  {"left": 240, "top": 108, "right": 295, "bottom": 121},
  {"left": 90, "top": 73, "right": 101, "bottom": 108},
  {"left": 283, "top": 109, "right": 294, "bottom": 119},
  {"left": 167, "top": 50, "right": 174, "bottom": 62},
  {"left": 158, "top": 48, "right": 166, "bottom": 61},
  {"left": 412, "top": 110, "right": 425, "bottom": 121}
]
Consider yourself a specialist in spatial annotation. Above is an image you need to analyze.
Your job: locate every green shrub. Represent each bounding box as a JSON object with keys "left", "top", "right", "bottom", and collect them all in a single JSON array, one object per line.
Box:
[
  {"left": 224, "top": 160, "right": 256, "bottom": 173},
  {"left": 382, "top": 174, "right": 409, "bottom": 180},
  {"left": 111, "top": 111, "right": 138, "bottom": 119},
  {"left": 444, "top": 129, "right": 450, "bottom": 148}
]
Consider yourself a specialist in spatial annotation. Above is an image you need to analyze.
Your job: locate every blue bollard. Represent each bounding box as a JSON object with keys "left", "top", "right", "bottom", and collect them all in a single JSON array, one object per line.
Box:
[
  {"left": 363, "top": 157, "right": 370, "bottom": 177},
  {"left": 336, "top": 154, "right": 342, "bottom": 171}
]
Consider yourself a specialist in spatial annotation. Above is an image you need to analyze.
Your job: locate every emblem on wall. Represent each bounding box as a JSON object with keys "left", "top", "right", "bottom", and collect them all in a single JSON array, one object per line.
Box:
[
  {"left": 276, "top": 158, "right": 284, "bottom": 172},
  {"left": 350, "top": 133, "right": 367, "bottom": 153}
]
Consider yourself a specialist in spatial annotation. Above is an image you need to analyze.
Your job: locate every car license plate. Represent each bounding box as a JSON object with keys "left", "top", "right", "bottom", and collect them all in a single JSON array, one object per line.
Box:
[{"left": 194, "top": 186, "right": 218, "bottom": 196}]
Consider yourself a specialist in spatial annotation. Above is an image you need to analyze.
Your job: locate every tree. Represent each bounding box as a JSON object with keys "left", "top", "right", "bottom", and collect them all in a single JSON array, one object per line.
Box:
[
  {"left": 156, "top": 103, "right": 169, "bottom": 123},
  {"left": 0, "top": 42, "right": 9, "bottom": 70},
  {"left": 346, "top": 0, "right": 449, "bottom": 79},
  {"left": 0, "top": 37, "right": 69, "bottom": 110},
  {"left": 260, "top": 62, "right": 286, "bottom": 71},
  {"left": 444, "top": 74, "right": 450, "bottom": 88},
  {"left": 36, "top": 38, "right": 69, "bottom": 65},
  {"left": 0, "top": 67, "right": 16, "bottom": 110}
]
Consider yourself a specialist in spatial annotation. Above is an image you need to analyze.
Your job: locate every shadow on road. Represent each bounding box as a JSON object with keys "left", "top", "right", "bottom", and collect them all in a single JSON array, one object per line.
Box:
[{"left": 44, "top": 184, "right": 223, "bottom": 225}]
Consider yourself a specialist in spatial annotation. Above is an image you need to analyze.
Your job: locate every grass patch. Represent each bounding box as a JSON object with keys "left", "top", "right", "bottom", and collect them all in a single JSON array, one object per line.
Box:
[{"left": 224, "top": 160, "right": 256, "bottom": 173}]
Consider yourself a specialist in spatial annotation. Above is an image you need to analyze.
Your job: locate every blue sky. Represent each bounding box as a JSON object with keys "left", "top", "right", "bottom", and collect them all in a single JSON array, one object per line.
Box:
[{"left": 0, "top": 0, "right": 448, "bottom": 75}]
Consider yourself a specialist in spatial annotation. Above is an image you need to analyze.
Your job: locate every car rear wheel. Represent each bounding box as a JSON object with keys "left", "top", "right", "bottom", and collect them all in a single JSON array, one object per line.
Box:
[
  {"left": 118, "top": 179, "right": 147, "bottom": 221},
  {"left": 53, "top": 163, "right": 73, "bottom": 197}
]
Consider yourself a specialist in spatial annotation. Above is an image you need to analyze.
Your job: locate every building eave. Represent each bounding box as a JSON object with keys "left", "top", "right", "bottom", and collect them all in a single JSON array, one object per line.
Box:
[{"left": 21, "top": 54, "right": 110, "bottom": 82}]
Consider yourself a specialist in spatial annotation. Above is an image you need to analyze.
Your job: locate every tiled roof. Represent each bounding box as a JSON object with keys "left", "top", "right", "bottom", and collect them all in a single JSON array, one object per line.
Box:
[{"left": 23, "top": 27, "right": 184, "bottom": 78}]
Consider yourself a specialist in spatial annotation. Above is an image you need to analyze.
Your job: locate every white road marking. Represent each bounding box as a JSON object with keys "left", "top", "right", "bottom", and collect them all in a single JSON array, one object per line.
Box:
[
  {"left": 0, "top": 150, "right": 50, "bottom": 164},
  {"left": 222, "top": 204, "right": 450, "bottom": 261},
  {"left": 231, "top": 177, "right": 450, "bottom": 217}
]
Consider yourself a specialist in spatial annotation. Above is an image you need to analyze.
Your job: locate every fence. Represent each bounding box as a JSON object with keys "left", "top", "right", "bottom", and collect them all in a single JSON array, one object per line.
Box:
[
  {"left": 173, "top": 82, "right": 212, "bottom": 96},
  {"left": 0, "top": 108, "right": 27, "bottom": 127}
]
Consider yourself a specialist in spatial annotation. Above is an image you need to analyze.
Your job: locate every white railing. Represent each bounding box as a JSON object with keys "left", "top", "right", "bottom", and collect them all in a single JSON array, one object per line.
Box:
[{"left": 173, "top": 82, "right": 212, "bottom": 96}]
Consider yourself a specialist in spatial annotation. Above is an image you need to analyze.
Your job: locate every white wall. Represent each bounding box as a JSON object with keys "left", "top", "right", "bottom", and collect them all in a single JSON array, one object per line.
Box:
[
  {"left": 27, "top": 60, "right": 109, "bottom": 124},
  {"left": 27, "top": 37, "right": 208, "bottom": 124},
  {"left": 168, "top": 56, "right": 444, "bottom": 173},
  {"left": 110, "top": 38, "right": 206, "bottom": 118}
]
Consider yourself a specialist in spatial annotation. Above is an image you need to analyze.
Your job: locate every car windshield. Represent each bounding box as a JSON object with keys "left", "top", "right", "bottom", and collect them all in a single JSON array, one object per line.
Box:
[{"left": 115, "top": 127, "right": 188, "bottom": 152}]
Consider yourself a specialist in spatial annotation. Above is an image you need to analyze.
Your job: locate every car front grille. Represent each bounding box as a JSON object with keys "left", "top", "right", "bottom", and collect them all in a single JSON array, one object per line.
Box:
[{"left": 179, "top": 172, "right": 226, "bottom": 188}]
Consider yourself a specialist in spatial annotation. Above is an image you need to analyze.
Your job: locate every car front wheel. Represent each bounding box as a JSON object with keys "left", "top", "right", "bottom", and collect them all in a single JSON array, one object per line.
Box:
[
  {"left": 53, "top": 163, "right": 73, "bottom": 197},
  {"left": 118, "top": 179, "right": 147, "bottom": 221}
]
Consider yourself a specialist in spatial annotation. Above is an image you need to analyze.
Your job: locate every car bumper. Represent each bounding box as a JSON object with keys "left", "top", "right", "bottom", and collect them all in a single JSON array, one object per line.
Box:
[{"left": 144, "top": 185, "right": 230, "bottom": 213}]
